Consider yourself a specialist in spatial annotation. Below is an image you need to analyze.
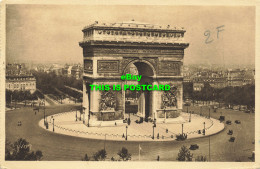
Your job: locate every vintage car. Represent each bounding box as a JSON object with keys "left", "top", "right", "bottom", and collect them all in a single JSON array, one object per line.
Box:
[
  {"left": 227, "top": 130, "right": 233, "bottom": 135},
  {"left": 219, "top": 116, "right": 225, "bottom": 121},
  {"left": 229, "top": 137, "right": 235, "bottom": 142},
  {"left": 189, "top": 144, "right": 199, "bottom": 150},
  {"left": 226, "top": 120, "right": 232, "bottom": 125},
  {"left": 245, "top": 109, "right": 251, "bottom": 113},
  {"left": 235, "top": 120, "right": 241, "bottom": 124}
]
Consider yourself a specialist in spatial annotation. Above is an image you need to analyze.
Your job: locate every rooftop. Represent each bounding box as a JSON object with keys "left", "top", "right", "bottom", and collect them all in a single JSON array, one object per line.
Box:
[{"left": 82, "top": 20, "right": 185, "bottom": 32}]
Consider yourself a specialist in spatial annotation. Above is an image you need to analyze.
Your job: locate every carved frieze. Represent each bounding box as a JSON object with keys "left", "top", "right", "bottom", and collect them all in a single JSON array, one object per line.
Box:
[
  {"left": 97, "top": 60, "right": 119, "bottom": 73},
  {"left": 159, "top": 61, "right": 181, "bottom": 75},
  {"left": 94, "top": 48, "right": 184, "bottom": 56}
]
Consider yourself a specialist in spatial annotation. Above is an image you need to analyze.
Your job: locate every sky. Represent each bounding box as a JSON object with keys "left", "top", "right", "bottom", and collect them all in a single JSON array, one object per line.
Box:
[{"left": 6, "top": 5, "right": 255, "bottom": 66}]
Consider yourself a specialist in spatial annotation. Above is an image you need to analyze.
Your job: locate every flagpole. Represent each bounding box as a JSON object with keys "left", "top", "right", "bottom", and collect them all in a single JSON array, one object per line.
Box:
[{"left": 139, "top": 144, "right": 140, "bottom": 161}]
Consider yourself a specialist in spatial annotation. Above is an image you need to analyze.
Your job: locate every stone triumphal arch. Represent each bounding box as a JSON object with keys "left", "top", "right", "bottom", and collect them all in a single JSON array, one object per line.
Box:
[{"left": 79, "top": 21, "right": 189, "bottom": 126}]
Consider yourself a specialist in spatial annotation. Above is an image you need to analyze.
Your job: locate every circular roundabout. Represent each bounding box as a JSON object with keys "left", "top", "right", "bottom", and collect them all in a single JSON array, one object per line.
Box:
[{"left": 39, "top": 111, "right": 224, "bottom": 142}]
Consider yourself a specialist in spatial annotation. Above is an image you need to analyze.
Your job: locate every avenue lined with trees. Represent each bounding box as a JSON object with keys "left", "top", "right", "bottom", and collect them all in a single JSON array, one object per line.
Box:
[
  {"left": 183, "top": 82, "right": 255, "bottom": 109},
  {"left": 32, "top": 71, "right": 83, "bottom": 103}
]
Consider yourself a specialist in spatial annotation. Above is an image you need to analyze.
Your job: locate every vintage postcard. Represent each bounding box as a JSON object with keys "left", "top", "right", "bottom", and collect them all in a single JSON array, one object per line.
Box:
[{"left": 0, "top": 0, "right": 259, "bottom": 169}]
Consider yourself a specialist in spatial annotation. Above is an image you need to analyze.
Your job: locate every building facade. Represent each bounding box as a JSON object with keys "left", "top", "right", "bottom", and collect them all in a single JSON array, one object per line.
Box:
[
  {"left": 6, "top": 75, "right": 36, "bottom": 93},
  {"left": 6, "top": 64, "right": 37, "bottom": 93}
]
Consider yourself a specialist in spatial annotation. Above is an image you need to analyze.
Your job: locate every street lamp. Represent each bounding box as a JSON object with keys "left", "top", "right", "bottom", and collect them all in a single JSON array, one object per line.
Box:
[
  {"left": 44, "top": 100, "right": 46, "bottom": 124},
  {"left": 125, "top": 126, "right": 128, "bottom": 141},
  {"left": 203, "top": 122, "right": 206, "bottom": 135},
  {"left": 76, "top": 110, "right": 77, "bottom": 121},
  {"left": 88, "top": 111, "right": 90, "bottom": 127},
  {"left": 83, "top": 108, "right": 85, "bottom": 124},
  {"left": 209, "top": 108, "right": 211, "bottom": 119},
  {"left": 53, "top": 118, "right": 55, "bottom": 132},
  {"left": 152, "top": 123, "right": 156, "bottom": 139},
  {"left": 182, "top": 123, "right": 184, "bottom": 135},
  {"left": 79, "top": 109, "right": 82, "bottom": 121},
  {"left": 189, "top": 111, "right": 191, "bottom": 122},
  {"left": 164, "top": 107, "right": 166, "bottom": 121}
]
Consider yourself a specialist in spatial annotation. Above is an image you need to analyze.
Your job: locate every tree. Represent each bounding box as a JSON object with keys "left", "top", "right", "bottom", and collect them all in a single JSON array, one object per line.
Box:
[
  {"left": 5, "top": 138, "right": 43, "bottom": 161},
  {"left": 195, "top": 155, "right": 207, "bottom": 161},
  {"left": 82, "top": 154, "right": 90, "bottom": 161},
  {"left": 93, "top": 149, "right": 107, "bottom": 161},
  {"left": 176, "top": 146, "right": 193, "bottom": 161},
  {"left": 117, "top": 147, "right": 131, "bottom": 161}
]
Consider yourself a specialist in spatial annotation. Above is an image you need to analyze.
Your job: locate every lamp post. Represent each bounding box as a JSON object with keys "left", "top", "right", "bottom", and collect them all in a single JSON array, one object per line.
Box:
[
  {"left": 88, "top": 111, "right": 90, "bottom": 127},
  {"left": 209, "top": 108, "right": 211, "bottom": 119},
  {"left": 187, "top": 105, "right": 189, "bottom": 113},
  {"left": 76, "top": 110, "right": 77, "bottom": 121},
  {"left": 209, "top": 136, "right": 211, "bottom": 161},
  {"left": 79, "top": 109, "right": 82, "bottom": 121},
  {"left": 182, "top": 123, "right": 184, "bottom": 135},
  {"left": 164, "top": 107, "right": 166, "bottom": 122},
  {"left": 104, "top": 134, "right": 106, "bottom": 150},
  {"left": 44, "top": 100, "right": 46, "bottom": 124},
  {"left": 152, "top": 120, "right": 156, "bottom": 139},
  {"left": 189, "top": 111, "right": 191, "bottom": 122},
  {"left": 203, "top": 122, "right": 205, "bottom": 135},
  {"left": 53, "top": 118, "right": 55, "bottom": 132},
  {"left": 125, "top": 126, "right": 128, "bottom": 141},
  {"left": 83, "top": 108, "right": 85, "bottom": 124}
]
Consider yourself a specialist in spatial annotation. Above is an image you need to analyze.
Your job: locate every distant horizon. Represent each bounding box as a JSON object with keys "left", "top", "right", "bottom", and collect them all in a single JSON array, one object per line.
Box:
[{"left": 6, "top": 61, "right": 255, "bottom": 69}]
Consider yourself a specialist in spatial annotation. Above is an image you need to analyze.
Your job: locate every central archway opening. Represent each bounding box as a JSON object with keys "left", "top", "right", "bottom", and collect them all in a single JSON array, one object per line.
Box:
[{"left": 124, "top": 60, "right": 155, "bottom": 123}]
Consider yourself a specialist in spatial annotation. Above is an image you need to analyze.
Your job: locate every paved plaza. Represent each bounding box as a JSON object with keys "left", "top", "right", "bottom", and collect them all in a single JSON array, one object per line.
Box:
[{"left": 39, "top": 111, "right": 224, "bottom": 141}]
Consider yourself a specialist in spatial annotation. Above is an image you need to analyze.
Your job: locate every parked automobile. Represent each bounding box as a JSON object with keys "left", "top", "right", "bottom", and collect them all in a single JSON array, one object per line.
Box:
[
  {"left": 245, "top": 109, "right": 251, "bottom": 113},
  {"left": 233, "top": 105, "right": 239, "bottom": 110},
  {"left": 239, "top": 105, "right": 247, "bottom": 111},
  {"left": 227, "top": 130, "right": 233, "bottom": 135},
  {"left": 226, "top": 120, "right": 232, "bottom": 125},
  {"left": 219, "top": 116, "right": 225, "bottom": 122},
  {"left": 229, "top": 137, "right": 235, "bottom": 142},
  {"left": 235, "top": 120, "right": 241, "bottom": 124},
  {"left": 189, "top": 144, "right": 199, "bottom": 150}
]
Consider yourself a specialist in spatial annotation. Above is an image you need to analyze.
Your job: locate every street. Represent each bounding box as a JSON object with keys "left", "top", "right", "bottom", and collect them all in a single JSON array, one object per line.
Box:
[{"left": 5, "top": 104, "right": 255, "bottom": 161}]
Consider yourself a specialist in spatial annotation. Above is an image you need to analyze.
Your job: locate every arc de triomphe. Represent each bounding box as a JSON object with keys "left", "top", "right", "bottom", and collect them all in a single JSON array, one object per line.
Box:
[{"left": 79, "top": 21, "right": 189, "bottom": 126}]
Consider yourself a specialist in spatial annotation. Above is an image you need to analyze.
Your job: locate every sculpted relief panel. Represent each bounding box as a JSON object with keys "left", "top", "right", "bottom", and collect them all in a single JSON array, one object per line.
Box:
[
  {"left": 94, "top": 48, "right": 184, "bottom": 56},
  {"left": 97, "top": 60, "right": 119, "bottom": 73},
  {"left": 159, "top": 61, "right": 181, "bottom": 75}
]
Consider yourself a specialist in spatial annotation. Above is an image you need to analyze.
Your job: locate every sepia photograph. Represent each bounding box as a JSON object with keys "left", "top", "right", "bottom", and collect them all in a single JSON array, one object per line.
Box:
[{"left": 0, "top": 1, "right": 259, "bottom": 169}]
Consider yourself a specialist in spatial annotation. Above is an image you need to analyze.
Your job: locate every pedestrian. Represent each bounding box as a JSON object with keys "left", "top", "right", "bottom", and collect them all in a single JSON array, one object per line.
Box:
[{"left": 157, "top": 155, "right": 160, "bottom": 161}]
